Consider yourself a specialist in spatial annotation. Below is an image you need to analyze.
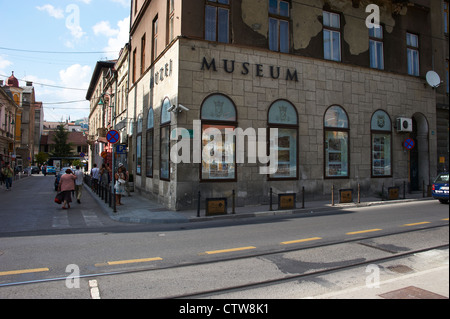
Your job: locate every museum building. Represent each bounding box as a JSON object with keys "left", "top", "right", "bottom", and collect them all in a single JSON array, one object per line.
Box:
[{"left": 127, "top": 0, "right": 445, "bottom": 210}]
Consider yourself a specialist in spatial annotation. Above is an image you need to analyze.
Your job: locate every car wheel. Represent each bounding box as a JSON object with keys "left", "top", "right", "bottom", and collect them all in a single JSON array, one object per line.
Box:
[{"left": 438, "top": 199, "right": 449, "bottom": 204}]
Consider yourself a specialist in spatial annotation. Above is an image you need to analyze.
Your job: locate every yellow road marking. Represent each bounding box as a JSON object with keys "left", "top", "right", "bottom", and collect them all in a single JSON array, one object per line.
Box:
[
  {"left": 402, "top": 222, "right": 430, "bottom": 227},
  {"left": 281, "top": 237, "right": 322, "bottom": 245},
  {"left": 204, "top": 246, "right": 256, "bottom": 255},
  {"left": 0, "top": 268, "right": 49, "bottom": 276},
  {"left": 346, "top": 229, "right": 382, "bottom": 235},
  {"left": 96, "top": 257, "right": 162, "bottom": 267},
  {"left": 442, "top": 218, "right": 449, "bottom": 221}
]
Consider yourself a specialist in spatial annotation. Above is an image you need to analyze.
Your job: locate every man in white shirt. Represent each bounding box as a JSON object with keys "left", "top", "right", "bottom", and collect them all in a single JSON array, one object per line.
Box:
[
  {"left": 91, "top": 163, "right": 100, "bottom": 192},
  {"left": 74, "top": 165, "right": 84, "bottom": 204}
]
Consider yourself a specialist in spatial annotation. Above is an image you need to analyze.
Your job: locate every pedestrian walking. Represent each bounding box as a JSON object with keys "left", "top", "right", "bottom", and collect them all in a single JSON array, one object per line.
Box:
[
  {"left": 74, "top": 165, "right": 84, "bottom": 204},
  {"left": 42, "top": 164, "right": 47, "bottom": 176},
  {"left": 2, "top": 162, "right": 14, "bottom": 191},
  {"left": 58, "top": 168, "right": 76, "bottom": 209},
  {"left": 91, "top": 163, "right": 100, "bottom": 192}
]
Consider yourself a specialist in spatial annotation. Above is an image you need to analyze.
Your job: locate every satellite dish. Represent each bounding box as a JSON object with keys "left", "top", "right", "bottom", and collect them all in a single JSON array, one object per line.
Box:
[{"left": 426, "top": 71, "right": 441, "bottom": 88}]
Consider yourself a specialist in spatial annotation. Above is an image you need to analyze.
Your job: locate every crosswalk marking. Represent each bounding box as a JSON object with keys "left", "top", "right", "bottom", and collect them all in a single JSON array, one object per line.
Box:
[
  {"left": 52, "top": 209, "right": 104, "bottom": 228},
  {"left": 81, "top": 210, "right": 104, "bottom": 227}
]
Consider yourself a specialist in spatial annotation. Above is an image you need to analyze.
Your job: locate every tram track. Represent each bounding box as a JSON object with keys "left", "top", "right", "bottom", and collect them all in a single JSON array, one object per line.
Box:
[{"left": 0, "top": 224, "right": 448, "bottom": 299}]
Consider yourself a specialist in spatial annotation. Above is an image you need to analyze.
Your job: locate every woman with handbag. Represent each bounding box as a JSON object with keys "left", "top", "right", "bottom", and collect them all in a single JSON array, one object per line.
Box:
[
  {"left": 58, "top": 169, "right": 76, "bottom": 209},
  {"left": 114, "top": 165, "right": 127, "bottom": 206}
]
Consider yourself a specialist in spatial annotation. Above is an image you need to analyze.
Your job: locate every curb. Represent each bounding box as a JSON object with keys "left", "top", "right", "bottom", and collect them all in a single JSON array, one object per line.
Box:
[{"left": 85, "top": 183, "right": 436, "bottom": 225}]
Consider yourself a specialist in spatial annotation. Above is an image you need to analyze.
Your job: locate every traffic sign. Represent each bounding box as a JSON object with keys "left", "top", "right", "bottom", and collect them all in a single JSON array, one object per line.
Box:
[
  {"left": 106, "top": 130, "right": 120, "bottom": 144},
  {"left": 79, "top": 152, "right": 85, "bottom": 157},
  {"left": 116, "top": 144, "right": 127, "bottom": 154},
  {"left": 403, "top": 138, "right": 415, "bottom": 150}
]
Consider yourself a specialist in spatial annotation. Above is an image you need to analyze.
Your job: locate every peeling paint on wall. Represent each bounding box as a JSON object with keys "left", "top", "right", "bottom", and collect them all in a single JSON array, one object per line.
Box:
[
  {"left": 292, "top": 0, "right": 324, "bottom": 50},
  {"left": 241, "top": 0, "right": 406, "bottom": 56},
  {"left": 241, "top": 0, "right": 268, "bottom": 37}
]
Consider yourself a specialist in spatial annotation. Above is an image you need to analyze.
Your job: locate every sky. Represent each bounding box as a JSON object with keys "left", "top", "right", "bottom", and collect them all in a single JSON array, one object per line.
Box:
[{"left": 0, "top": 0, "right": 131, "bottom": 122}]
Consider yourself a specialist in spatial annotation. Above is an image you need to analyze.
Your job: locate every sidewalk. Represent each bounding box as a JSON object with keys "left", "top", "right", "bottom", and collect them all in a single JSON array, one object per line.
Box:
[{"left": 85, "top": 184, "right": 434, "bottom": 225}]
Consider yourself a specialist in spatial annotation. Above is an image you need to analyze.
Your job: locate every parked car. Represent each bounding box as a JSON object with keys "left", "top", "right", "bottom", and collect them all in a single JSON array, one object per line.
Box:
[
  {"left": 46, "top": 166, "right": 56, "bottom": 174},
  {"left": 432, "top": 172, "right": 449, "bottom": 204},
  {"left": 24, "top": 166, "right": 39, "bottom": 175},
  {"left": 54, "top": 167, "right": 72, "bottom": 191}
]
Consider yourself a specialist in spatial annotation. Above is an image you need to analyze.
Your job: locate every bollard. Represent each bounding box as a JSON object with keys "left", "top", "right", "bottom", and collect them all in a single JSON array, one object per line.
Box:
[
  {"left": 381, "top": 183, "right": 384, "bottom": 201},
  {"left": 422, "top": 180, "right": 425, "bottom": 198},
  {"left": 403, "top": 181, "right": 406, "bottom": 199},
  {"left": 269, "top": 188, "right": 273, "bottom": 211},
  {"left": 232, "top": 190, "right": 236, "bottom": 214},
  {"left": 301, "top": 187, "right": 305, "bottom": 209},
  {"left": 197, "top": 191, "right": 201, "bottom": 218},
  {"left": 331, "top": 185, "right": 335, "bottom": 206},
  {"left": 358, "top": 184, "right": 361, "bottom": 203}
]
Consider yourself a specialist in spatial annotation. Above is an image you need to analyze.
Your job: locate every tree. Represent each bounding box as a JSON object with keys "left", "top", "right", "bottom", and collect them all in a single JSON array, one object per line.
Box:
[
  {"left": 35, "top": 152, "right": 49, "bottom": 165},
  {"left": 50, "top": 124, "right": 74, "bottom": 157}
]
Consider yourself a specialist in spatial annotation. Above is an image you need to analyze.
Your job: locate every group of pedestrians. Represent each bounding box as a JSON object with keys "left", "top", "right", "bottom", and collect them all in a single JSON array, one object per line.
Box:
[
  {"left": 90, "top": 163, "right": 129, "bottom": 206},
  {"left": 56, "top": 166, "right": 84, "bottom": 209},
  {"left": 1, "top": 162, "right": 14, "bottom": 191}
]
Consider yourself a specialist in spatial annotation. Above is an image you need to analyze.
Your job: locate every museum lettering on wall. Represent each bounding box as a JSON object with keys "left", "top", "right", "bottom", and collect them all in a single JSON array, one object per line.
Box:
[{"left": 201, "top": 57, "right": 298, "bottom": 82}]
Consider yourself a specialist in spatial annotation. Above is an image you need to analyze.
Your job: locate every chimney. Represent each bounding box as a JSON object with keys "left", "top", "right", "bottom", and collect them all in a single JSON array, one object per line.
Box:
[{"left": 26, "top": 81, "right": 33, "bottom": 87}]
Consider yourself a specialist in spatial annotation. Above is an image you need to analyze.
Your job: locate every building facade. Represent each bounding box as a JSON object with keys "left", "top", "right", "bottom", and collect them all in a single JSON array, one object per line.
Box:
[{"left": 123, "top": 0, "right": 446, "bottom": 210}]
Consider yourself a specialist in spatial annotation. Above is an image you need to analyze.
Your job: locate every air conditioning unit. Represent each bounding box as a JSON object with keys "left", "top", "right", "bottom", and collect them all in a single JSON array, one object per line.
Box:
[{"left": 396, "top": 118, "right": 413, "bottom": 132}]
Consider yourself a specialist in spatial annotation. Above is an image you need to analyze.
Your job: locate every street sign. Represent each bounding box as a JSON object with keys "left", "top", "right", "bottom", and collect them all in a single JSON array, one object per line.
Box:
[
  {"left": 403, "top": 138, "right": 415, "bottom": 150},
  {"left": 116, "top": 144, "right": 127, "bottom": 154},
  {"left": 79, "top": 152, "right": 85, "bottom": 157},
  {"left": 106, "top": 130, "right": 120, "bottom": 144}
]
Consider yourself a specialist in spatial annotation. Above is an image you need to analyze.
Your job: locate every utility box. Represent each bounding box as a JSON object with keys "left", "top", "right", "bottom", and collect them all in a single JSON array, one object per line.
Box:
[
  {"left": 339, "top": 189, "right": 353, "bottom": 203},
  {"left": 388, "top": 187, "right": 399, "bottom": 200},
  {"left": 205, "top": 198, "right": 227, "bottom": 216}
]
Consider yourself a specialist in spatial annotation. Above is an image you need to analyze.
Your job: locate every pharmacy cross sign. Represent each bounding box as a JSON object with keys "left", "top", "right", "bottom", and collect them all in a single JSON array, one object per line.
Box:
[
  {"left": 403, "top": 138, "right": 415, "bottom": 150},
  {"left": 106, "top": 130, "right": 120, "bottom": 144}
]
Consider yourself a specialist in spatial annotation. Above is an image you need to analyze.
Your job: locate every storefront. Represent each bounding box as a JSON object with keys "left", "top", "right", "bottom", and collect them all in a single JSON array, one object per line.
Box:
[{"left": 128, "top": 38, "right": 437, "bottom": 210}]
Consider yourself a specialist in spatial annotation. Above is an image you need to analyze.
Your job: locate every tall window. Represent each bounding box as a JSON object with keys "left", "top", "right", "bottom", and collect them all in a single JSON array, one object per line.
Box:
[
  {"left": 140, "top": 33, "right": 146, "bottom": 75},
  {"left": 269, "top": 0, "right": 290, "bottom": 53},
  {"left": 371, "top": 110, "right": 392, "bottom": 177},
  {"left": 132, "top": 48, "right": 137, "bottom": 83},
  {"left": 205, "top": 0, "right": 230, "bottom": 43},
  {"left": 136, "top": 114, "right": 143, "bottom": 175},
  {"left": 407, "top": 32, "right": 419, "bottom": 76},
  {"left": 201, "top": 94, "right": 237, "bottom": 181},
  {"left": 369, "top": 26, "right": 384, "bottom": 70},
  {"left": 444, "top": 1, "right": 449, "bottom": 34},
  {"left": 160, "top": 98, "right": 171, "bottom": 180},
  {"left": 146, "top": 108, "right": 154, "bottom": 177},
  {"left": 152, "top": 16, "right": 158, "bottom": 62},
  {"left": 168, "top": 0, "right": 175, "bottom": 43},
  {"left": 324, "top": 105, "right": 349, "bottom": 178},
  {"left": 268, "top": 100, "right": 298, "bottom": 179},
  {"left": 323, "top": 11, "right": 341, "bottom": 62}
]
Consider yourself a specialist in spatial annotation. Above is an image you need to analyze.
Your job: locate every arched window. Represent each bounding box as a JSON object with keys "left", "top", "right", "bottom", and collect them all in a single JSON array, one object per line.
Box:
[
  {"left": 324, "top": 105, "right": 349, "bottom": 178},
  {"left": 371, "top": 110, "right": 392, "bottom": 177},
  {"left": 136, "top": 114, "right": 143, "bottom": 175},
  {"left": 268, "top": 100, "right": 298, "bottom": 179},
  {"left": 200, "top": 94, "right": 237, "bottom": 181},
  {"left": 160, "top": 97, "right": 171, "bottom": 180},
  {"left": 146, "top": 108, "right": 154, "bottom": 177}
]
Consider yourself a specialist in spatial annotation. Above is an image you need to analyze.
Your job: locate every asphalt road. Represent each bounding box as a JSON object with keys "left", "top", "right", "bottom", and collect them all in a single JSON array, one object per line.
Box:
[{"left": 0, "top": 174, "right": 448, "bottom": 300}]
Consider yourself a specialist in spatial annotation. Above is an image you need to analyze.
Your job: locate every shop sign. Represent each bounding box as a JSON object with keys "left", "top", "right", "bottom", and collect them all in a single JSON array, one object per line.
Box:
[{"left": 201, "top": 57, "right": 298, "bottom": 82}]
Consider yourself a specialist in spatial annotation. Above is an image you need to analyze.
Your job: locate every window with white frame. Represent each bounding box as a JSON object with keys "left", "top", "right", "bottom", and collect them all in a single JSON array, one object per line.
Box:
[
  {"left": 205, "top": 0, "right": 230, "bottom": 43},
  {"left": 323, "top": 11, "right": 341, "bottom": 62},
  {"left": 407, "top": 33, "right": 420, "bottom": 76},
  {"left": 369, "top": 26, "right": 384, "bottom": 70},
  {"left": 269, "top": 0, "right": 290, "bottom": 53}
]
